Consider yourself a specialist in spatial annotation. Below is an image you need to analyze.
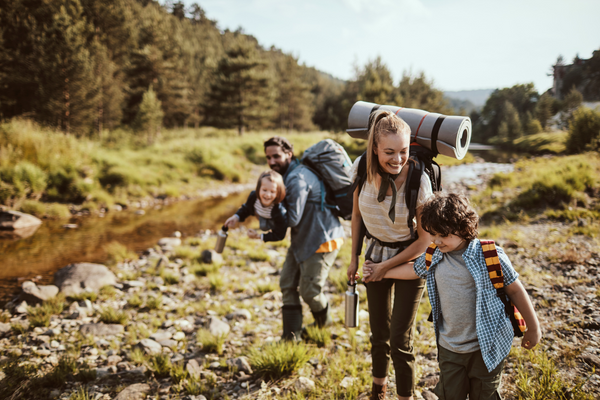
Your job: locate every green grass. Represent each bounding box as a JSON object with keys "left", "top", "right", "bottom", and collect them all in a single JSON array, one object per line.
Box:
[
  {"left": 104, "top": 241, "right": 137, "bottom": 264},
  {"left": 150, "top": 354, "right": 172, "bottom": 379},
  {"left": 190, "top": 261, "right": 219, "bottom": 277},
  {"left": 68, "top": 291, "right": 98, "bottom": 302},
  {"left": 248, "top": 340, "right": 314, "bottom": 381},
  {"left": 69, "top": 386, "right": 92, "bottom": 400},
  {"left": 127, "top": 294, "right": 143, "bottom": 308},
  {"left": 27, "top": 296, "right": 66, "bottom": 327},
  {"left": 513, "top": 347, "right": 595, "bottom": 399},
  {"left": 146, "top": 294, "right": 163, "bottom": 310},
  {"left": 208, "top": 273, "right": 224, "bottom": 292},
  {"left": 256, "top": 280, "right": 278, "bottom": 294},
  {"left": 303, "top": 325, "right": 332, "bottom": 348},
  {"left": 98, "top": 307, "right": 129, "bottom": 325},
  {"left": 196, "top": 328, "right": 227, "bottom": 355}
]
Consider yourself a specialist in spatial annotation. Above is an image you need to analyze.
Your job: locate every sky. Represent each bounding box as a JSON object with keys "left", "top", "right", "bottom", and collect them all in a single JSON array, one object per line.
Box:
[{"left": 179, "top": 0, "right": 600, "bottom": 93}]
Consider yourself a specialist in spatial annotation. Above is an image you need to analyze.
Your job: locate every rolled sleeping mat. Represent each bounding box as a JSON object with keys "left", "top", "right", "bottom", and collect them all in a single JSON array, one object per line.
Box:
[{"left": 347, "top": 101, "right": 472, "bottom": 160}]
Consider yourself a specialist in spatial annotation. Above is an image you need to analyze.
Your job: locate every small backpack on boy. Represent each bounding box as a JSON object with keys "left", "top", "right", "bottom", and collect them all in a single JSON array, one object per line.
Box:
[
  {"left": 300, "top": 139, "right": 355, "bottom": 220},
  {"left": 424, "top": 240, "right": 527, "bottom": 337}
]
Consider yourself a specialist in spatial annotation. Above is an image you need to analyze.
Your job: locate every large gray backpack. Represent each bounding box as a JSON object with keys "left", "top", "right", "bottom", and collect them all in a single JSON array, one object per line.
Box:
[{"left": 300, "top": 139, "right": 354, "bottom": 220}]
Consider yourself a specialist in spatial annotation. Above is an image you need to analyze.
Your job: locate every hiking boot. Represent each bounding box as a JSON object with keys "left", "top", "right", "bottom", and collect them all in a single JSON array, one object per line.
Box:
[
  {"left": 311, "top": 303, "right": 332, "bottom": 328},
  {"left": 281, "top": 305, "right": 303, "bottom": 341},
  {"left": 370, "top": 382, "right": 387, "bottom": 400}
]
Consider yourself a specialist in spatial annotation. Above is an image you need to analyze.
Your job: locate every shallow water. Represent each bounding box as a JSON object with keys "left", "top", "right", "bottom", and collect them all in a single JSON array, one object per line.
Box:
[
  {"left": 0, "top": 191, "right": 250, "bottom": 302},
  {"left": 443, "top": 162, "right": 514, "bottom": 187}
]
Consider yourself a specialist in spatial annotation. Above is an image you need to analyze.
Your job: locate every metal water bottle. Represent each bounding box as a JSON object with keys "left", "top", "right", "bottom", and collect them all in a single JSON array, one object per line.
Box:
[
  {"left": 214, "top": 226, "right": 228, "bottom": 253},
  {"left": 344, "top": 280, "right": 359, "bottom": 328}
]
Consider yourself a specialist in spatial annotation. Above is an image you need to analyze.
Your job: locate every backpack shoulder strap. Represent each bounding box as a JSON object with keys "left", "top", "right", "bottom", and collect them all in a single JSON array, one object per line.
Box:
[
  {"left": 425, "top": 243, "right": 437, "bottom": 271},
  {"left": 351, "top": 151, "right": 368, "bottom": 256},
  {"left": 405, "top": 152, "right": 424, "bottom": 240},
  {"left": 480, "top": 240, "right": 504, "bottom": 289}
]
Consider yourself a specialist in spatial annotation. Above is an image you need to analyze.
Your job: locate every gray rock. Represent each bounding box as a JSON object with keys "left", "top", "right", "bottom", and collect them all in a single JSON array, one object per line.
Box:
[
  {"left": 201, "top": 249, "right": 223, "bottom": 265},
  {"left": 226, "top": 356, "right": 253, "bottom": 374},
  {"left": 158, "top": 237, "right": 181, "bottom": 248},
  {"left": 207, "top": 317, "right": 230, "bottom": 337},
  {"left": 80, "top": 324, "right": 124, "bottom": 337},
  {"left": 150, "top": 330, "right": 172, "bottom": 342},
  {"left": 135, "top": 338, "right": 162, "bottom": 355},
  {"left": 175, "top": 319, "right": 195, "bottom": 333},
  {"left": 226, "top": 309, "right": 252, "bottom": 321},
  {"left": 0, "top": 322, "right": 11, "bottom": 336},
  {"left": 107, "top": 355, "right": 123, "bottom": 366},
  {"left": 158, "top": 339, "right": 178, "bottom": 349},
  {"left": 0, "top": 210, "right": 42, "bottom": 230},
  {"left": 582, "top": 353, "right": 600, "bottom": 368},
  {"left": 186, "top": 359, "right": 202, "bottom": 379},
  {"left": 20, "top": 281, "right": 59, "bottom": 303},
  {"left": 422, "top": 390, "right": 439, "bottom": 400},
  {"left": 15, "top": 301, "right": 28, "bottom": 314},
  {"left": 114, "top": 383, "right": 151, "bottom": 400},
  {"left": 54, "top": 263, "right": 117, "bottom": 296},
  {"left": 294, "top": 376, "right": 315, "bottom": 393}
]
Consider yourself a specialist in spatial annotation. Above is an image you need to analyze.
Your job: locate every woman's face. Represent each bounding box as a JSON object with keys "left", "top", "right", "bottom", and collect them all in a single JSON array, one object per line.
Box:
[
  {"left": 258, "top": 178, "right": 278, "bottom": 207},
  {"left": 374, "top": 132, "right": 410, "bottom": 175}
]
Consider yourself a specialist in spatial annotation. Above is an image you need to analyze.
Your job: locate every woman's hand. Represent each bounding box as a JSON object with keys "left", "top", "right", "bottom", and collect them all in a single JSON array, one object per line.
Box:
[
  {"left": 247, "top": 229, "right": 260, "bottom": 239},
  {"left": 362, "top": 260, "right": 387, "bottom": 283},
  {"left": 224, "top": 214, "right": 240, "bottom": 229},
  {"left": 347, "top": 259, "right": 360, "bottom": 284}
]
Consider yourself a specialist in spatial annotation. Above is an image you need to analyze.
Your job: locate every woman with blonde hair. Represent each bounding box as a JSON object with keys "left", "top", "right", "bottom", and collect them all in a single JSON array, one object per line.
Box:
[{"left": 347, "top": 110, "right": 433, "bottom": 400}]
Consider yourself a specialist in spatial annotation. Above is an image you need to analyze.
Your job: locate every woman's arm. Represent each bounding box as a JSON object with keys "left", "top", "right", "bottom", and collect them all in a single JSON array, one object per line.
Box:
[
  {"left": 364, "top": 262, "right": 419, "bottom": 280},
  {"left": 347, "top": 188, "right": 362, "bottom": 284},
  {"left": 363, "top": 206, "right": 431, "bottom": 282},
  {"left": 505, "top": 279, "right": 542, "bottom": 350}
]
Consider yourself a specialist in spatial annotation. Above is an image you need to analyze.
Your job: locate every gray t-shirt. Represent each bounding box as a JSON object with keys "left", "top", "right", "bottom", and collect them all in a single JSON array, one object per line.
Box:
[{"left": 435, "top": 247, "right": 480, "bottom": 353}]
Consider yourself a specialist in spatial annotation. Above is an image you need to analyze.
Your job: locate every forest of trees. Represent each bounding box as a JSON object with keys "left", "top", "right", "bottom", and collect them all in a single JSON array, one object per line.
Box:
[{"left": 0, "top": 0, "right": 453, "bottom": 137}]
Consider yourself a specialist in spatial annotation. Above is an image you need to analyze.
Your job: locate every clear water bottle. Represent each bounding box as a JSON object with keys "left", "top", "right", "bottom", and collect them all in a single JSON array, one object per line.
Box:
[
  {"left": 345, "top": 280, "right": 359, "bottom": 328},
  {"left": 214, "top": 226, "right": 228, "bottom": 253}
]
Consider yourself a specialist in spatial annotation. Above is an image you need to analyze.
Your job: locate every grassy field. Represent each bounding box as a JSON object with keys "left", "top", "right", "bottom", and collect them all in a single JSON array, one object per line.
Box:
[{"left": 0, "top": 119, "right": 476, "bottom": 219}]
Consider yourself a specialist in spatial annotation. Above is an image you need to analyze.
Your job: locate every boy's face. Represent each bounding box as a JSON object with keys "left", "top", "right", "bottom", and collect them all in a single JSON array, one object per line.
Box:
[{"left": 431, "top": 233, "right": 468, "bottom": 253}]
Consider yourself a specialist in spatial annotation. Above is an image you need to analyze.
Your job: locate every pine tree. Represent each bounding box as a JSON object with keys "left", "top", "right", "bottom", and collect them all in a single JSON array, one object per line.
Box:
[
  {"left": 272, "top": 53, "right": 315, "bottom": 132},
  {"left": 355, "top": 56, "right": 398, "bottom": 105},
  {"left": 204, "top": 34, "right": 275, "bottom": 135},
  {"left": 135, "top": 85, "right": 164, "bottom": 144}
]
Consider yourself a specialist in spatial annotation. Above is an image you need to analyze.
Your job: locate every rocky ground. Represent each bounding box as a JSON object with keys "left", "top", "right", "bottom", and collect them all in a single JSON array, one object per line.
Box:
[{"left": 0, "top": 163, "right": 599, "bottom": 400}]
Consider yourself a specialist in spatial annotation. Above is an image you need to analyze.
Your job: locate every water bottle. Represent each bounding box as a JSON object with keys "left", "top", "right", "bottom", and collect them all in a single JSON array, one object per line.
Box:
[
  {"left": 214, "top": 226, "right": 228, "bottom": 254},
  {"left": 344, "top": 280, "right": 359, "bottom": 328}
]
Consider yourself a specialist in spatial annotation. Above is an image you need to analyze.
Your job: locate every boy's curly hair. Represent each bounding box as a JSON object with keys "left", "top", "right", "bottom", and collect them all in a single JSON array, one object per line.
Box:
[{"left": 420, "top": 192, "right": 479, "bottom": 241}]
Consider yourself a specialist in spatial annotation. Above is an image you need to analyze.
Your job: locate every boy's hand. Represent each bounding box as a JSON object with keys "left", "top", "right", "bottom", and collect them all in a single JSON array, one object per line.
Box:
[
  {"left": 247, "top": 229, "right": 260, "bottom": 239},
  {"left": 521, "top": 326, "right": 542, "bottom": 350}
]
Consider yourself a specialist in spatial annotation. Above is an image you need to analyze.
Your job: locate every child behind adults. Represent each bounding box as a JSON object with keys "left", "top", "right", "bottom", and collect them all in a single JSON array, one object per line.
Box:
[
  {"left": 224, "top": 170, "right": 288, "bottom": 242},
  {"left": 363, "top": 192, "right": 542, "bottom": 400}
]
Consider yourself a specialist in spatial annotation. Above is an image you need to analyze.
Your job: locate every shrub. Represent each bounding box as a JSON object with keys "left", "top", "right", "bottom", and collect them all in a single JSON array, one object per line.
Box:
[
  {"left": 248, "top": 340, "right": 314, "bottom": 380},
  {"left": 567, "top": 107, "right": 600, "bottom": 153}
]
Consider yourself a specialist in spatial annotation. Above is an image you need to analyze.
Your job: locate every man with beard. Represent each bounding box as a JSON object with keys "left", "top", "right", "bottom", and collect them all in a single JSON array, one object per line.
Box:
[{"left": 264, "top": 136, "right": 344, "bottom": 340}]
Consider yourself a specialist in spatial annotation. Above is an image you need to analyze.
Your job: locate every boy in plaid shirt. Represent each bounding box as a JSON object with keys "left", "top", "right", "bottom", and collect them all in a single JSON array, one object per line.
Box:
[{"left": 363, "top": 193, "right": 541, "bottom": 399}]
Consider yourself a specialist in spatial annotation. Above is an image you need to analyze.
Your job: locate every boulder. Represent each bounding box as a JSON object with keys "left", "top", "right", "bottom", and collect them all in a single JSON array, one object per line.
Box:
[
  {"left": 80, "top": 324, "right": 124, "bottom": 337},
  {"left": 54, "top": 263, "right": 117, "bottom": 296},
  {"left": 294, "top": 376, "right": 316, "bottom": 393},
  {"left": 134, "top": 338, "right": 162, "bottom": 355},
  {"left": 186, "top": 359, "right": 202, "bottom": 379},
  {"left": 20, "top": 281, "right": 59, "bottom": 303},
  {"left": 226, "top": 356, "right": 253, "bottom": 374},
  {"left": 207, "top": 317, "right": 230, "bottom": 337},
  {"left": 114, "top": 383, "right": 151, "bottom": 400},
  {"left": 0, "top": 210, "right": 42, "bottom": 230}
]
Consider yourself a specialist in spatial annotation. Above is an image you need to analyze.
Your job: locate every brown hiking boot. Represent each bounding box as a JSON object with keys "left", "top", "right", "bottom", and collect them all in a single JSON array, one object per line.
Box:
[{"left": 370, "top": 382, "right": 387, "bottom": 400}]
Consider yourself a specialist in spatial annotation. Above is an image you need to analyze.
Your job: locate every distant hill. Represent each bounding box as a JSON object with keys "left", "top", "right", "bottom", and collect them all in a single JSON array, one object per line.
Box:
[{"left": 444, "top": 89, "right": 496, "bottom": 108}]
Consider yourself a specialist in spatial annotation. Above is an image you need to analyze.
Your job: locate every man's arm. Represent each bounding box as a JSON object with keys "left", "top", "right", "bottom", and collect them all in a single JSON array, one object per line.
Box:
[{"left": 284, "top": 172, "right": 310, "bottom": 228}]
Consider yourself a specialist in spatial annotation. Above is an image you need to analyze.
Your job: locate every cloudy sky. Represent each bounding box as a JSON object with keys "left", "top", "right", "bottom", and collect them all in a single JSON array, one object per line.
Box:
[{"left": 180, "top": 0, "right": 599, "bottom": 93}]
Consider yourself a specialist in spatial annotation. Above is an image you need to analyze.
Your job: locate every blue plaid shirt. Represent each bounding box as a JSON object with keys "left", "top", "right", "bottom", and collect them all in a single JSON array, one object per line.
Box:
[{"left": 413, "top": 238, "right": 519, "bottom": 372}]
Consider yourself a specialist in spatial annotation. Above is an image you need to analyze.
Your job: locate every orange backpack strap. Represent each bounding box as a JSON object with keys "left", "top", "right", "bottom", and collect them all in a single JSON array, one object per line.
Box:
[
  {"left": 425, "top": 244, "right": 437, "bottom": 271},
  {"left": 480, "top": 239, "right": 527, "bottom": 336},
  {"left": 481, "top": 240, "right": 505, "bottom": 289}
]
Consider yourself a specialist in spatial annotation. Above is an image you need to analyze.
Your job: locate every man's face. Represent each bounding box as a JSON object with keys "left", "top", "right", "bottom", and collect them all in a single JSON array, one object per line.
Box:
[{"left": 265, "top": 145, "right": 292, "bottom": 174}]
